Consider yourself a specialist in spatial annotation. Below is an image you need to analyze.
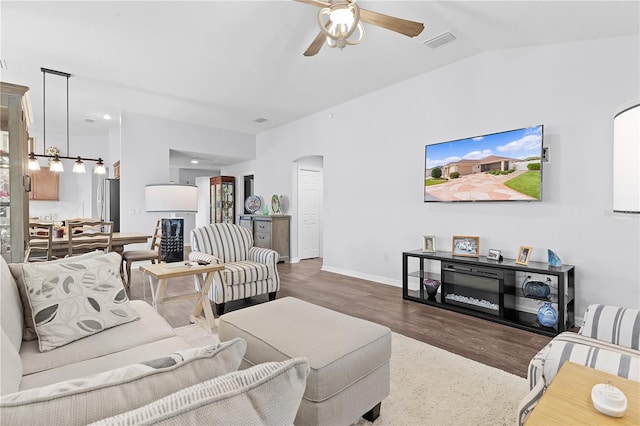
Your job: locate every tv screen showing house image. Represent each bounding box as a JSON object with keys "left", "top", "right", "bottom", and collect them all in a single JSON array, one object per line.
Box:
[{"left": 424, "top": 125, "right": 543, "bottom": 202}]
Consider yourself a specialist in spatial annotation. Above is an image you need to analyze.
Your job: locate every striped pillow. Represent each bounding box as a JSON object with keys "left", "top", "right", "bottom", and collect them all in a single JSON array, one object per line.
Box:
[
  {"left": 580, "top": 304, "right": 640, "bottom": 350},
  {"left": 89, "top": 358, "right": 310, "bottom": 426}
]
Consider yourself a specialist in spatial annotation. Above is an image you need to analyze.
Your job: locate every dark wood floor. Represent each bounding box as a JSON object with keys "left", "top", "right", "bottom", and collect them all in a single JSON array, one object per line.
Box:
[{"left": 128, "top": 258, "right": 551, "bottom": 378}]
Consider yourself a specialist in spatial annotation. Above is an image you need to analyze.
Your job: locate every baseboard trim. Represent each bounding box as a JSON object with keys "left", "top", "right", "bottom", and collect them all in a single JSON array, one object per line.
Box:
[{"left": 320, "top": 265, "right": 401, "bottom": 288}]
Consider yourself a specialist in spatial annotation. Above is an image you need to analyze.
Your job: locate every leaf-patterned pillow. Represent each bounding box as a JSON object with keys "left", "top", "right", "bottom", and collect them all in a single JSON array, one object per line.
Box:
[{"left": 21, "top": 252, "right": 140, "bottom": 352}]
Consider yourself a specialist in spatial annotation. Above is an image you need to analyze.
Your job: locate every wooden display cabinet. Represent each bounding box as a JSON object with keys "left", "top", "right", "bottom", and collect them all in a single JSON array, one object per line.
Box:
[
  {"left": 1, "top": 82, "right": 31, "bottom": 263},
  {"left": 210, "top": 176, "right": 235, "bottom": 224}
]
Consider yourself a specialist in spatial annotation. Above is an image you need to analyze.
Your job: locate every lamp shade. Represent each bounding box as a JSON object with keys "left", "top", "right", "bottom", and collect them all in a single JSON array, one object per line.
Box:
[{"left": 145, "top": 184, "right": 198, "bottom": 213}]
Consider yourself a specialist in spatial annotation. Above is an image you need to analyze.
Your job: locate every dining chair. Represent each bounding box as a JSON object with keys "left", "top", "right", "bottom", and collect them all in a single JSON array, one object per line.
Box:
[
  {"left": 121, "top": 219, "right": 162, "bottom": 290},
  {"left": 67, "top": 220, "right": 113, "bottom": 257},
  {"left": 24, "top": 222, "right": 54, "bottom": 262}
]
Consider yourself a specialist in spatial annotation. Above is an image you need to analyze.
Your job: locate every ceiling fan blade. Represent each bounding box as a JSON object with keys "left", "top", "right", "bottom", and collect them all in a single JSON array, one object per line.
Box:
[
  {"left": 294, "top": 0, "right": 331, "bottom": 8},
  {"left": 303, "top": 31, "right": 326, "bottom": 57},
  {"left": 359, "top": 8, "right": 424, "bottom": 38}
]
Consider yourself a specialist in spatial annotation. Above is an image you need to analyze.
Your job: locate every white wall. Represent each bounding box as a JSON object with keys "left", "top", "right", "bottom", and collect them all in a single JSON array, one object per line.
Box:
[
  {"left": 252, "top": 35, "right": 640, "bottom": 314},
  {"left": 120, "top": 112, "right": 255, "bottom": 247}
]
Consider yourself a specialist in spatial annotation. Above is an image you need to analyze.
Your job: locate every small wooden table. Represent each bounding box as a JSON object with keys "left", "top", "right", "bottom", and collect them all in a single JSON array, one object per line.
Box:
[
  {"left": 139, "top": 262, "right": 224, "bottom": 333},
  {"left": 526, "top": 361, "right": 640, "bottom": 425}
]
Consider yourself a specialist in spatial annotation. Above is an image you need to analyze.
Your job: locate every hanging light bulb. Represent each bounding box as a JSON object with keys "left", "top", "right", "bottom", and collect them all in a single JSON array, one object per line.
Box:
[
  {"left": 94, "top": 158, "right": 106, "bottom": 175},
  {"left": 72, "top": 156, "right": 86, "bottom": 173},
  {"left": 28, "top": 152, "right": 41, "bottom": 171},
  {"left": 50, "top": 154, "right": 64, "bottom": 172}
]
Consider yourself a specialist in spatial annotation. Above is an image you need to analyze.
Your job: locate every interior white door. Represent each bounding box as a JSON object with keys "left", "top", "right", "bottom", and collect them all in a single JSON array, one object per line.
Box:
[{"left": 298, "top": 167, "right": 321, "bottom": 259}]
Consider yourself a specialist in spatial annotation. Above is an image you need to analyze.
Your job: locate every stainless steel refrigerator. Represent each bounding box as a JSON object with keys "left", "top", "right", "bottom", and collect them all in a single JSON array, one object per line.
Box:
[{"left": 97, "top": 178, "right": 120, "bottom": 232}]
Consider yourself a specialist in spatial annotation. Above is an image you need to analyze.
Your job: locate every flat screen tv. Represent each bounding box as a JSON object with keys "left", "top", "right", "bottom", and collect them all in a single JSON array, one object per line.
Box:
[{"left": 424, "top": 125, "right": 543, "bottom": 202}]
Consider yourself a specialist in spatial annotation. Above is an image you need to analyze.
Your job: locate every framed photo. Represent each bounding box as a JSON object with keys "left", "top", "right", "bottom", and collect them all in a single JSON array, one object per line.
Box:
[
  {"left": 452, "top": 235, "right": 480, "bottom": 257},
  {"left": 516, "top": 246, "right": 532, "bottom": 265},
  {"left": 487, "top": 249, "right": 502, "bottom": 261},
  {"left": 422, "top": 235, "right": 436, "bottom": 253}
]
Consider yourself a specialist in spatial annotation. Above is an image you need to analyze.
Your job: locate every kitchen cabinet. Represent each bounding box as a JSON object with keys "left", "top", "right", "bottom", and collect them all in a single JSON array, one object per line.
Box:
[{"left": 29, "top": 167, "right": 59, "bottom": 200}]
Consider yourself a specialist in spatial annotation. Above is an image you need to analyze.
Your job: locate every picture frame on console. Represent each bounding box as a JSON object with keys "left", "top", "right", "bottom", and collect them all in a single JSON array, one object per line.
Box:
[
  {"left": 487, "top": 249, "right": 502, "bottom": 261},
  {"left": 422, "top": 235, "right": 436, "bottom": 253},
  {"left": 452, "top": 236, "right": 480, "bottom": 257},
  {"left": 516, "top": 246, "right": 532, "bottom": 265}
]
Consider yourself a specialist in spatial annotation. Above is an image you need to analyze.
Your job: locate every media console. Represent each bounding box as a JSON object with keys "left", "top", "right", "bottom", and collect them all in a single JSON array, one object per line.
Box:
[{"left": 402, "top": 250, "right": 575, "bottom": 336}]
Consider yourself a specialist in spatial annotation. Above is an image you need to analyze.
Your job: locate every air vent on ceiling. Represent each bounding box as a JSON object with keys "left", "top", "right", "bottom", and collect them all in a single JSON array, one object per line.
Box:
[
  {"left": 423, "top": 31, "right": 457, "bottom": 49},
  {"left": 84, "top": 118, "right": 95, "bottom": 123},
  {"left": 252, "top": 117, "right": 268, "bottom": 124}
]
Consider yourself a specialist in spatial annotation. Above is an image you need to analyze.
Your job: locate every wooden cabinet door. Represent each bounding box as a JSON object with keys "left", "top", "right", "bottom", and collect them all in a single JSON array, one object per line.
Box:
[{"left": 30, "top": 167, "right": 59, "bottom": 200}]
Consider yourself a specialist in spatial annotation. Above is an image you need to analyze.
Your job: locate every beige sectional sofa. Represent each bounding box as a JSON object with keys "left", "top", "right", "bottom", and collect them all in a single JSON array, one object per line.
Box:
[{"left": 0, "top": 252, "right": 309, "bottom": 425}]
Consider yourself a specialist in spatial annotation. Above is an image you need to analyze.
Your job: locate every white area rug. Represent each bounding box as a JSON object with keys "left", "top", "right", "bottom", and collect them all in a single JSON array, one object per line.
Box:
[{"left": 175, "top": 324, "right": 527, "bottom": 425}]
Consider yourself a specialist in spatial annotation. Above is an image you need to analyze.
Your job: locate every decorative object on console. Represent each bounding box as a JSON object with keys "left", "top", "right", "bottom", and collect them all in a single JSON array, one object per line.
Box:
[
  {"left": 279, "top": 194, "right": 286, "bottom": 214},
  {"left": 487, "top": 249, "right": 502, "bottom": 261},
  {"left": 537, "top": 301, "right": 558, "bottom": 327},
  {"left": 422, "top": 278, "right": 440, "bottom": 298},
  {"left": 422, "top": 235, "right": 436, "bottom": 253},
  {"left": 262, "top": 204, "right": 269, "bottom": 215},
  {"left": 522, "top": 277, "right": 551, "bottom": 299},
  {"left": 516, "top": 245, "right": 532, "bottom": 265},
  {"left": 244, "top": 195, "right": 261, "bottom": 214},
  {"left": 452, "top": 235, "right": 480, "bottom": 257},
  {"left": 547, "top": 249, "right": 562, "bottom": 267},
  {"left": 271, "top": 194, "right": 281, "bottom": 214},
  {"left": 145, "top": 183, "right": 198, "bottom": 264}
]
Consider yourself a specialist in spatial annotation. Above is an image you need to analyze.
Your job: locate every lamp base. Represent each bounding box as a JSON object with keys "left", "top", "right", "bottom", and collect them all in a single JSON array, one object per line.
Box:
[{"left": 161, "top": 217, "right": 184, "bottom": 263}]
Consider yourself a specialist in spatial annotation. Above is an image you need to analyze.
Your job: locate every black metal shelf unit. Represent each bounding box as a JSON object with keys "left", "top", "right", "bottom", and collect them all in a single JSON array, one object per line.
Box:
[{"left": 402, "top": 249, "right": 575, "bottom": 336}]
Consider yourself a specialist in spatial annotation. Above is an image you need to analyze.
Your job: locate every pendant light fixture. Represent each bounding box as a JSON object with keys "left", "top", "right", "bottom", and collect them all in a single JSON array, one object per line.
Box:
[{"left": 28, "top": 68, "right": 107, "bottom": 175}]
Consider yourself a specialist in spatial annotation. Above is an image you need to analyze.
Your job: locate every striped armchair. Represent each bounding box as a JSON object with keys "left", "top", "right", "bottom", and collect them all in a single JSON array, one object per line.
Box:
[
  {"left": 189, "top": 223, "right": 280, "bottom": 316},
  {"left": 518, "top": 304, "right": 640, "bottom": 424}
]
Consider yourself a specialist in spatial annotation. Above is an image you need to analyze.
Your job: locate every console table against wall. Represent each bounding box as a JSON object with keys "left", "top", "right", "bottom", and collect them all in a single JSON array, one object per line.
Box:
[
  {"left": 239, "top": 215, "right": 290, "bottom": 263},
  {"left": 402, "top": 250, "right": 575, "bottom": 336}
]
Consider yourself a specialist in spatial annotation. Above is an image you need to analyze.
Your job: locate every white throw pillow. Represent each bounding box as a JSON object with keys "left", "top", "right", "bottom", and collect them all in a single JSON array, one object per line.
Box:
[
  {"left": 19, "top": 252, "right": 139, "bottom": 351},
  {"left": 9, "top": 251, "right": 105, "bottom": 341},
  {"left": 89, "top": 357, "right": 310, "bottom": 426},
  {"left": 0, "top": 338, "right": 247, "bottom": 425}
]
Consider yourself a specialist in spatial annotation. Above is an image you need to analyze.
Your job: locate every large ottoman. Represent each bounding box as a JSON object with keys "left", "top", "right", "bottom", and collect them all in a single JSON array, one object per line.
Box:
[{"left": 218, "top": 297, "right": 392, "bottom": 425}]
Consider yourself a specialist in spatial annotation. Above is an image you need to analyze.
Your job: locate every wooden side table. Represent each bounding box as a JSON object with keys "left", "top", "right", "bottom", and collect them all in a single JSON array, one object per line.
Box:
[
  {"left": 139, "top": 262, "right": 224, "bottom": 333},
  {"left": 526, "top": 361, "right": 640, "bottom": 425}
]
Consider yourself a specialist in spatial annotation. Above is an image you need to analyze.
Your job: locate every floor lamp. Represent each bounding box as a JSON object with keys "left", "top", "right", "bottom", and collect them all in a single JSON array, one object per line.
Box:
[{"left": 145, "top": 184, "right": 198, "bottom": 263}]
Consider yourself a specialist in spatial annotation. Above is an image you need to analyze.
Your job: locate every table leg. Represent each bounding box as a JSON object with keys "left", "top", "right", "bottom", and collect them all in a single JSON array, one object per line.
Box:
[
  {"left": 147, "top": 275, "right": 168, "bottom": 311},
  {"left": 190, "top": 271, "right": 216, "bottom": 333}
]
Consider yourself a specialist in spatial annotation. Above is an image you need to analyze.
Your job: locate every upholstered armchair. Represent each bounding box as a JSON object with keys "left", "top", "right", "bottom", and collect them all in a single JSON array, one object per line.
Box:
[{"left": 189, "top": 223, "right": 280, "bottom": 315}]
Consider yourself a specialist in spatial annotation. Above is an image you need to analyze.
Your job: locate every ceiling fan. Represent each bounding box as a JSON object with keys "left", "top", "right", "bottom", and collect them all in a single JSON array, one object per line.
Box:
[{"left": 295, "top": 0, "right": 425, "bottom": 56}]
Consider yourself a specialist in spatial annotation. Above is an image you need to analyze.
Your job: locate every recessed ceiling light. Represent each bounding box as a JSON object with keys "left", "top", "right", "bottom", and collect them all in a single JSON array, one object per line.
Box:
[
  {"left": 190, "top": 159, "right": 199, "bottom": 164},
  {"left": 103, "top": 114, "right": 112, "bottom": 120}
]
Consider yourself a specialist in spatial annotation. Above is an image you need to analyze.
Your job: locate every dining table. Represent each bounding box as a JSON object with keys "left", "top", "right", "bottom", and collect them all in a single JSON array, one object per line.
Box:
[{"left": 31, "top": 232, "right": 151, "bottom": 258}]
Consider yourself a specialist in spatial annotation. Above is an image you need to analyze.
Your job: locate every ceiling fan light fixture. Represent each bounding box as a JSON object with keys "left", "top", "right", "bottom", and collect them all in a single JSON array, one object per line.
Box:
[{"left": 318, "top": 0, "right": 364, "bottom": 49}]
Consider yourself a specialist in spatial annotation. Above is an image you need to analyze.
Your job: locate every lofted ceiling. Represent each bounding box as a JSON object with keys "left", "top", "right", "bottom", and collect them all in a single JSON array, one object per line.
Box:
[{"left": 1, "top": 1, "right": 638, "bottom": 146}]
